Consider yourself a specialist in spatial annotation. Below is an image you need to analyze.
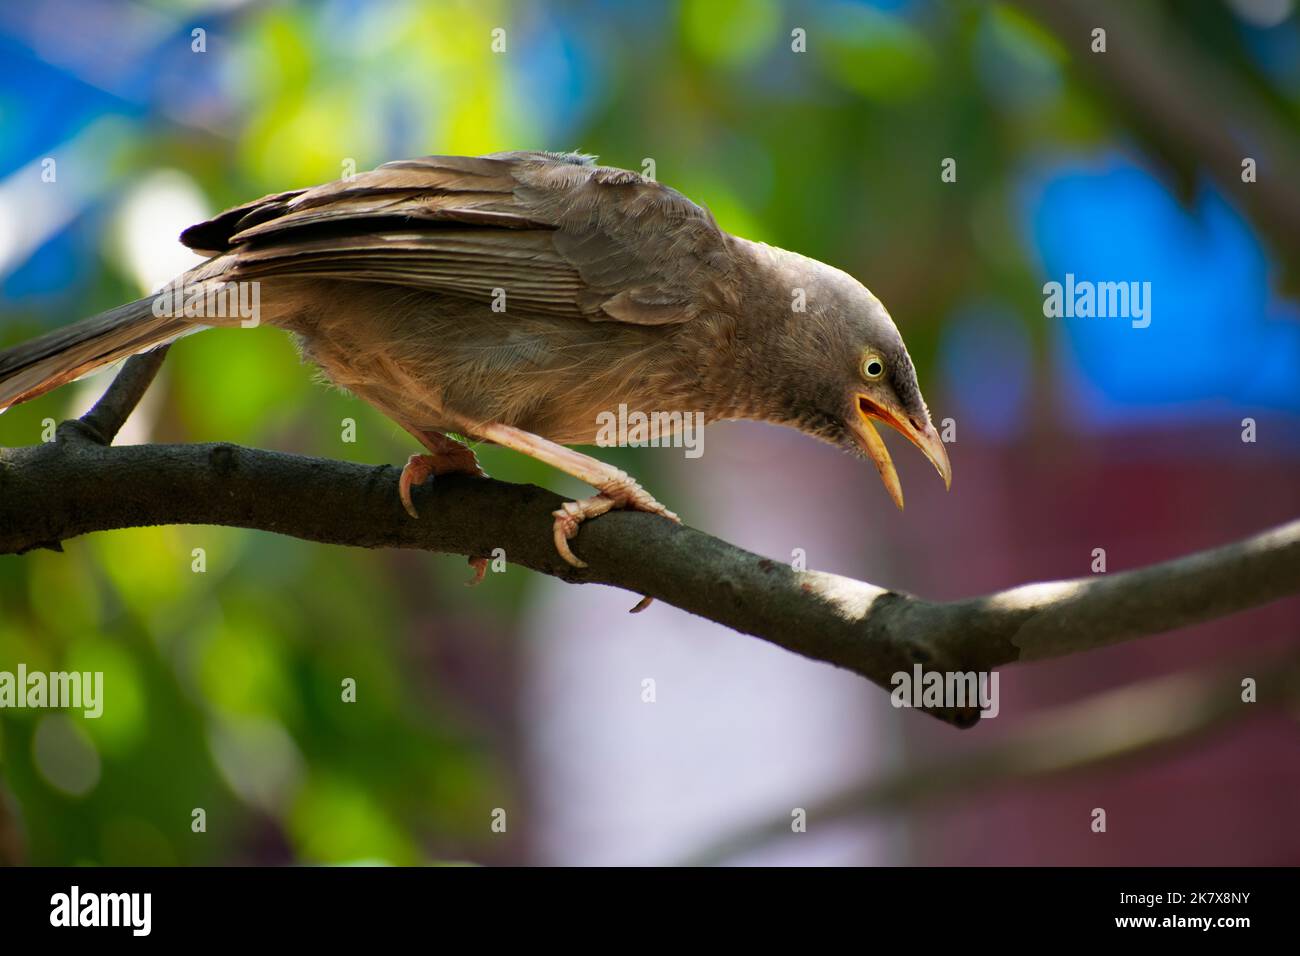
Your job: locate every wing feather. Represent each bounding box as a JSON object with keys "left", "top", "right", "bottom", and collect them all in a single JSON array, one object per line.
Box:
[{"left": 180, "top": 151, "right": 739, "bottom": 326}]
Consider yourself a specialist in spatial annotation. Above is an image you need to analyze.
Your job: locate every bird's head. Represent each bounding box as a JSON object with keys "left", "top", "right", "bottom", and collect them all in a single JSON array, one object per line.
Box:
[{"left": 754, "top": 249, "right": 951, "bottom": 509}]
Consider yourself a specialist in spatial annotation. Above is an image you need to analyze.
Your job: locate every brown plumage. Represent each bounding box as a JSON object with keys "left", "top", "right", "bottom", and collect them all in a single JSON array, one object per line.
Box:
[{"left": 0, "top": 150, "right": 950, "bottom": 572}]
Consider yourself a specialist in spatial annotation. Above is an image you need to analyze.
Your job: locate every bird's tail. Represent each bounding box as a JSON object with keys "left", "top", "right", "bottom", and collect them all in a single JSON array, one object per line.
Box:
[{"left": 0, "top": 297, "right": 191, "bottom": 412}]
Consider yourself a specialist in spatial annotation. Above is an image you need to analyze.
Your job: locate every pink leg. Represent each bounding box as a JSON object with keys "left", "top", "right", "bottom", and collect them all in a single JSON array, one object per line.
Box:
[
  {"left": 472, "top": 422, "right": 679, "bottom": 571},
  {"left": 396, "top": 426, "right": 489, "bottom": 585},
  {"left": 398, "top": 430, "right": 486, "bottom": 518}
]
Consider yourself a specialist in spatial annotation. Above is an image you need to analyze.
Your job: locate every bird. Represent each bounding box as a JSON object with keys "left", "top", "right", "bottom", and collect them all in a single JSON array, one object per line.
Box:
[{"left": 0, "top": 150, "right": 951, "bottom": 573}]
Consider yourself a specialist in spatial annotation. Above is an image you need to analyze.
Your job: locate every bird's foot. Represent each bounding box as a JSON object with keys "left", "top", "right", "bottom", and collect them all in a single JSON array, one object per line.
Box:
[
  {"left": 461, "top": 422, "right": 676, "bottom": 609},
  {"left": 399, "top": 454, "right": 491, "bottom": 586},
  {"left": 399, "top": 455, "right": 438, "bottom": 519},
  {"left": 399, "top": 452, "right": 486, "bottom": 519},
  {"left": 466, "top": 556, "right": 489, "bottom": 586},
  {"left": 552, "top": 473, "right": 679, "bottom": 581}
]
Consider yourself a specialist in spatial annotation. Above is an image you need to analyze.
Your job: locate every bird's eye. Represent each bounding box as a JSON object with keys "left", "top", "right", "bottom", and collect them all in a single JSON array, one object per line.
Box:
[{"left": 862, "top": 355, "right": 885, "bottom": 380}]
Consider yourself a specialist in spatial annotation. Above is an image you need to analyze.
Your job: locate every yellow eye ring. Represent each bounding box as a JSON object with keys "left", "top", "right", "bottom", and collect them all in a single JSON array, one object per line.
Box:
[{"left": 862, "top": 355, "right": 885, "bottom": 380}]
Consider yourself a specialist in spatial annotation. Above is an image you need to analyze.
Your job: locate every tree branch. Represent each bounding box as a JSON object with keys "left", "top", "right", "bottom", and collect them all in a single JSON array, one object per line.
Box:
[
  {"left": 74, "top": 345, "right": 170, "bottom": 445},
  {"left": 683, "top": 653, "right": 1300, "bottom": 865},
  {"left": 3, "top": 418, "right": 1298, "bottom": 726}
]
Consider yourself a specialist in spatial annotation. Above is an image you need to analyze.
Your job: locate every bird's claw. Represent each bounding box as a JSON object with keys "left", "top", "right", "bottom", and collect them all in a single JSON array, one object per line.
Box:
[
  {"left": 550, "top": 480, "right": 680, "bottom": 594},
  {"left": 466, "top": 556, "right": 488, "bottom": 586},
  {"left": 552, "top": 496, "right": 663, "bottom": 611},
  {"left": 399, "top": 454, "right": 437, "bottom": 519},
  {"left": 399, "top": 447, "right": 487, "bottom": 519},
  {"left": 553, "top": 499, "right": 601, "bottom": 569}
]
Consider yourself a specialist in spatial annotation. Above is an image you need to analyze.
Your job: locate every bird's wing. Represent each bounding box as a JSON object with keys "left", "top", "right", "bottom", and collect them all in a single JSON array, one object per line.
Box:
[{"left": 180, "top": 151, "right": 740, "bottom": 325}]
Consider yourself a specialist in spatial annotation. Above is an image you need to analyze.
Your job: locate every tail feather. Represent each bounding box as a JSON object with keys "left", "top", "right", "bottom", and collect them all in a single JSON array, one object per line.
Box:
[{"left": 0, "top": 298, "right": 190, "bottom": 411}]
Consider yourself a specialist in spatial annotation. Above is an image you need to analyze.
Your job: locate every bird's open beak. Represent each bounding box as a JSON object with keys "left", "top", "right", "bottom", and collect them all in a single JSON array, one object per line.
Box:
[{"left": 850, "top": 394, "right": 952, "bottom": 510}]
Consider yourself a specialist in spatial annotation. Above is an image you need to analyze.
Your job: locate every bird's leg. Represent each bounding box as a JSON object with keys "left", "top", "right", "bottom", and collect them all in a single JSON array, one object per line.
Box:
[
  {"left": 398, "top": 431, "right": 485, "bottom": 518},
  {"left": 396, "top": 426, "right": 490, "bottom": 585},
  {"left": 472, "top": 423, "right": 679, "bottom": 578}
]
